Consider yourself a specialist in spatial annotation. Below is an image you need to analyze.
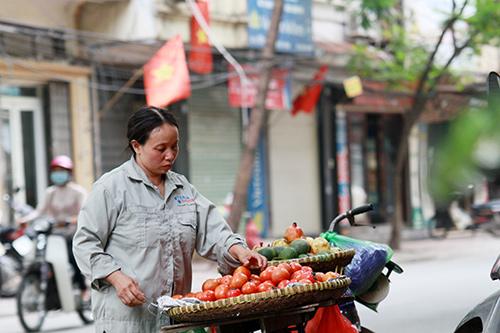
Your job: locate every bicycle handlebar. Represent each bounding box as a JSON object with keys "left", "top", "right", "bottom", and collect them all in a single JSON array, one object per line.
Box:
[
  {"left": 350, "top": 204, "right": 374, "bottom": 216},
  {"left": 328, "top": 203, "right": 374, "bottom": 231}
]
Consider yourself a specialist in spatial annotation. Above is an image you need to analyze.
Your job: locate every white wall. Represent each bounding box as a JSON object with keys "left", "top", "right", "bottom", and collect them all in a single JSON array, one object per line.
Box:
[
  {"left": 0, "top": 0, "right": 78, "bottom": 29},
  {"left": 79, "top": 0, "right": 157, "bottom": 40},
  {"left": 312, "top": 0, "right": 346, "bottom": 43},
  {"left": 78, "top": 0, "right": 248, "bottom": 46},
  {"left": 268, "top": 110, "right": 321, "bottom": 237}
]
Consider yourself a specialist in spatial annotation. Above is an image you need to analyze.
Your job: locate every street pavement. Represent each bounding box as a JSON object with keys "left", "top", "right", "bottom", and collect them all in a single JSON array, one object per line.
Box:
[
  {"left": 0, "top": 229, "right": 498, "bottom": 332},
  {"left": 358, "top": 230, "right": 500, "bottom": 333}
]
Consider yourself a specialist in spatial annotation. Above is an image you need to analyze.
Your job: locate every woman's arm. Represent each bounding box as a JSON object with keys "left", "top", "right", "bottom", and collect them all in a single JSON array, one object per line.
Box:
[
  {"left": 17, "top": 188, "right": 51, "bottom": 225},
  {"left": 105, "top": 271, "right": 145, "bottom": 307},
  {"left": 229, "top": 244, "right": 267, "bottom": 269},
  {"left": 187, "top": 180, "right": 267, "bottom": 272},
  {"left": 73, "top": 184, "right": 121, "bottom": 291}
]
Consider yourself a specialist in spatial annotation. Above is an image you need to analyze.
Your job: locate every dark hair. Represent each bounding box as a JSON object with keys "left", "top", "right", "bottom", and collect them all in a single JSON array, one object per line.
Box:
[{"left": 127, "top": 106, "right": 179, "bottom": 156}]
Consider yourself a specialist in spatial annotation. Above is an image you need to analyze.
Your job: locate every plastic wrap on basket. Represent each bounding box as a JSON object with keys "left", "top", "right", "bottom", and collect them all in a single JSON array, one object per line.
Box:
[{"left": 321, "top": 232, "right": 393, "bottom": 295}]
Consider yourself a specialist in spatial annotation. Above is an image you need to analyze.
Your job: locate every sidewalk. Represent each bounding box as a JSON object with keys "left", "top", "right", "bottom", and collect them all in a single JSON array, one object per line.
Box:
[
  {"left": 347, "top": 223, "right": 499, "bottom": 264},
  {"left": 345, "top": 223, "right": 429, "bottom": 244}
]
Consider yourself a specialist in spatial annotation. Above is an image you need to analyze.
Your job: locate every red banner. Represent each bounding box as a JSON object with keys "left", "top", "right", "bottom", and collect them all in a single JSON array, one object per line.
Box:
[
  {"left": 189, "top": 0, "right": 213, "bottom": 74},
  {"left": 227, "top": 65, "right": 290, "bottom": 110}
]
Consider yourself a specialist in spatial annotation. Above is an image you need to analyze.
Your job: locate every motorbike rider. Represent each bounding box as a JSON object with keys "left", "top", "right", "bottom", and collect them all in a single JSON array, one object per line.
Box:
[{"left": 18, "top": 155, "right": 88, "bottom": 293}]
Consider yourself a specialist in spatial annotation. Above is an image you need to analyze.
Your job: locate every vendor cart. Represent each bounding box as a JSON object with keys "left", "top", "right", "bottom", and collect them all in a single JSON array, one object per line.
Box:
[
  {"left": 161, "top": 297, "right": 352, "bottom": 333},
  {"left": 160, "top": 204, "right": 390, "bottom": 333},
  {"left": 159, "top": 268, "right": 352, "bottom": 333}
]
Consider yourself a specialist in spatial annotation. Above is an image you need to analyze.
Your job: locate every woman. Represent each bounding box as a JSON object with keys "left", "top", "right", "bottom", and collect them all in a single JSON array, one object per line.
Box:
[
  {"left": 73, "top": 106, "right": 266, "bottom": 332},
  {"left": 19, "top": 155, "right": 87, "bottom": 292},
  {"left": 18, "top": 155, "right": 87, "bottom": 227}
]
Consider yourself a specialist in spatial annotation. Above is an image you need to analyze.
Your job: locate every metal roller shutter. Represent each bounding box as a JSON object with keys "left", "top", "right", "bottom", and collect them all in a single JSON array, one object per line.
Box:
[{"left": 187, "top": 86, "right": 242, "bottom": 206}]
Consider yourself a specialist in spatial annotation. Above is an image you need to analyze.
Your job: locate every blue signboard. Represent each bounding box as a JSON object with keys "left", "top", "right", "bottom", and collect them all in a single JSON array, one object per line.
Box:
[
  {"left": 247, "top": 136, "right": 270, "bottom": 237},
  {"left": 247, "top": 0, "right": 314, "bottom": 54}
]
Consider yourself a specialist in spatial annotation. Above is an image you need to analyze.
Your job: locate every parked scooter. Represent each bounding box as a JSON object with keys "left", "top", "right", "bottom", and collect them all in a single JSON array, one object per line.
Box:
[
  {"left": 469, "top": 199, "right": 500, "bottom": 236},
  {"left": 0, "top": 225, "right": 26, "bottom": 297},
  {"left": 16, "top": 217, "right": 92, "bottom": 332},
  {"left": 427, "top": 189, "right": 500, "bottom": 239},
  {"left": 0, "top": 190, "right": 35, "bottom": 297},
  {"left": 327, "top": 204, "right": 403, "bottom": 332},
  {"left": 452, "top": 71, "right": 500, "bottom": 333}
]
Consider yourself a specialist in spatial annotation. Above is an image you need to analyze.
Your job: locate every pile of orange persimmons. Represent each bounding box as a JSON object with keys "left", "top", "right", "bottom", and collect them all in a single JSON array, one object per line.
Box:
[{"left": 173, "top": 263, "right": 340, "bottom": 302}]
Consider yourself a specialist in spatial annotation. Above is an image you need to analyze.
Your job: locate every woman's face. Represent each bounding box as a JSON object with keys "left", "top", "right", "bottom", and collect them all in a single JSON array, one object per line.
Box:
[{"left": 132, "top": 123, "right": 179, "bottom": 176}]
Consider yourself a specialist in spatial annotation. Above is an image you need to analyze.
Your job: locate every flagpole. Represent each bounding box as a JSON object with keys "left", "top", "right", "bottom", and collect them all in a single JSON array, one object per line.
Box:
[{"left": 186, "top": 0, "right": 250, "bottom": 134}]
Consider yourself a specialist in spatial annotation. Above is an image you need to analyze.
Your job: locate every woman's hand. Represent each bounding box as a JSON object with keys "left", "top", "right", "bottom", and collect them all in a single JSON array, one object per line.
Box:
[
  {"left": 105, "top": 270, "right": 146, "bottom": 307},
  {"left": 229, "top": 244, "right": 267, "bottom": 270}
]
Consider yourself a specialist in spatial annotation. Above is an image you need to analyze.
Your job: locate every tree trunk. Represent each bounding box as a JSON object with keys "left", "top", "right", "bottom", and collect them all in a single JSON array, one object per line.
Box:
[
  {"left": 389, "top": 96, "right": 427, "bottom": 249},
  {"left": 227, "top": 0, "right": 284, "bottom": 232},
  {"left": 371, "top": 0, "right": 473, "bottom": 250},
  {"left": 390, "top": 172, "right": 404, "bottom": 249}
]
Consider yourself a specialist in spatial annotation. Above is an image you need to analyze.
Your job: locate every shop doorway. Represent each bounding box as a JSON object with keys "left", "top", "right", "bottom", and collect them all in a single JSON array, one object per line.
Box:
[{"left": 0, "top": 95, "right": 47, "bottom": 225}]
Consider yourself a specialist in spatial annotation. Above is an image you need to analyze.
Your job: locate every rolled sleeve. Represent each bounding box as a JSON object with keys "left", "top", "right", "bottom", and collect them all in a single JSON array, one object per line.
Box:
[
  {"left": 220, "top": 233, "right": 247, "bottom": 274},
  {"left": 73, "top": 184, "right": 121, "bottom": 291}
]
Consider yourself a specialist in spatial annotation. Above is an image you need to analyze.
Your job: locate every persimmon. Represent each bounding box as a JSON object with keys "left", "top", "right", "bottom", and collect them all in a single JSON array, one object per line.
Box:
[
  {"left": 229, "top": 272, "right": 248, "bottom": 289},
  {"left": 202, "top": 278, "right": 220, "bottom": 291},
  {"left": 234, "top": 266, "right": 251, "bottom": 278},
  {"left": 277, "top": 279, "right": 290, "bottom": 289},
  {"left": 271, "top": 267, "right": 291, "bottom": 285},
  {"left": 241, "top": 281, "right": 258, "bottom": 294},
  {"left": 214, "top": 284, "right": 230, "bottom": 299},
  {"left": 259, "top": 266, "right": 276, "bottom": 281},
  {"left": 257, "top": 281, "right": 275, "bottom": 292},
  {"left": 219, "top": 275, "right": 232, "bottom": 286},
  {"left": 227, "top": 288, "right": 242, "bottom": 298}
]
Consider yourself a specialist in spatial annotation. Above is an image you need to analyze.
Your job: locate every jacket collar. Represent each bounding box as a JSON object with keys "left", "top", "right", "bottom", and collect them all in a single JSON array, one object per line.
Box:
[{"left": 124, "top": 156, "right": 183, "bottom": 189}]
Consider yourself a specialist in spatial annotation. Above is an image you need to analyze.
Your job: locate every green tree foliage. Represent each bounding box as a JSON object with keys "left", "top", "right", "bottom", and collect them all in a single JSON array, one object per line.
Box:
[
  {"left": 347, "top": 0, "right": 500, "bottom": 248},
  {"left": 432, "top": 74, "right": 500, "bottom": 201}
]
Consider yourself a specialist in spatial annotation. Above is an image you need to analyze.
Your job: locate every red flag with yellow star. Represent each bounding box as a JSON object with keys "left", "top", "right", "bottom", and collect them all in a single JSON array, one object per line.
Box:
[
  {"left": 291, "top": 65, "right": 328, "bottom": 116},
  {"left": 188, "top": 0, "right": 213, "bottom": 74},
  {"left": 143, "top": 35, "right": 191, "bottom": 107}
]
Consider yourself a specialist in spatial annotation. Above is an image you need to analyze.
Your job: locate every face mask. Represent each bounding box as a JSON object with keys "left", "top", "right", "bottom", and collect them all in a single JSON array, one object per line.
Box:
[{"left": 50, "top": 170, "right": 70, "bottom": 185}]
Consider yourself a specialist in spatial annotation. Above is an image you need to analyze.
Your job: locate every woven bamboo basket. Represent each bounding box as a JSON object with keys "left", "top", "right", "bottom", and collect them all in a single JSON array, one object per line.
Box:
[
  {"left": 166, "top": 276, "right": 351, "bottom": 322},
  {"left": 268, "top": 248, "right": 355, "bottom": 274}
]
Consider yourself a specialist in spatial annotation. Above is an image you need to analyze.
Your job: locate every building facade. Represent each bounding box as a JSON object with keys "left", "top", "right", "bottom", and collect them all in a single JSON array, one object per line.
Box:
[{"left": 1, "top": 0, "right": 496, "bottom": 237}]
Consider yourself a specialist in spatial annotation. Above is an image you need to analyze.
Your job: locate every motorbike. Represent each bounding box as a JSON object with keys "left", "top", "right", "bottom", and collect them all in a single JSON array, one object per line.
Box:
[
  {"left": 428, "top": 191, "right": 500, "bottom": 239},
  {"left": 16, "top": 217, "right": 93, "bottom": 332},
  {"left": 469, "top": 199, "right": 500, "bottom": 236},
  {"left": 0, "top": 190, "right": 35, "bottom": 297},
  {"left": 0, "top": 225, "right": 27, "bottom": 297},
  {"left": 452, "top": 71, "right": 500, "bottom": 333},
  {"left": 327, "top": 204, "right": 403, "bottom": 332}
]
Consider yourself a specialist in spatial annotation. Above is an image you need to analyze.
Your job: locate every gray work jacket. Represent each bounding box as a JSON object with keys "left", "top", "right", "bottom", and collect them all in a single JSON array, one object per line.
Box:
[{"left": 73, "top": 157, "right": 245, "bottom": 332}]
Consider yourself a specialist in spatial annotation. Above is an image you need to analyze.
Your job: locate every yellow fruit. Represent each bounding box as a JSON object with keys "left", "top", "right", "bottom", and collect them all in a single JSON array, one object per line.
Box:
[
  {"left": 311, "top": 237, "right": 331, "bottom": 254},
  {"left": 271, "top": 238, "right": 289, "bottom": 247}
]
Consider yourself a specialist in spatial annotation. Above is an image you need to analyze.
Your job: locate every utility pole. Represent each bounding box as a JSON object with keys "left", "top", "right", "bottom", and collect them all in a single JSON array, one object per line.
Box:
[{"left": 227, "top": 0, "right": 284, "bottom": 231}]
